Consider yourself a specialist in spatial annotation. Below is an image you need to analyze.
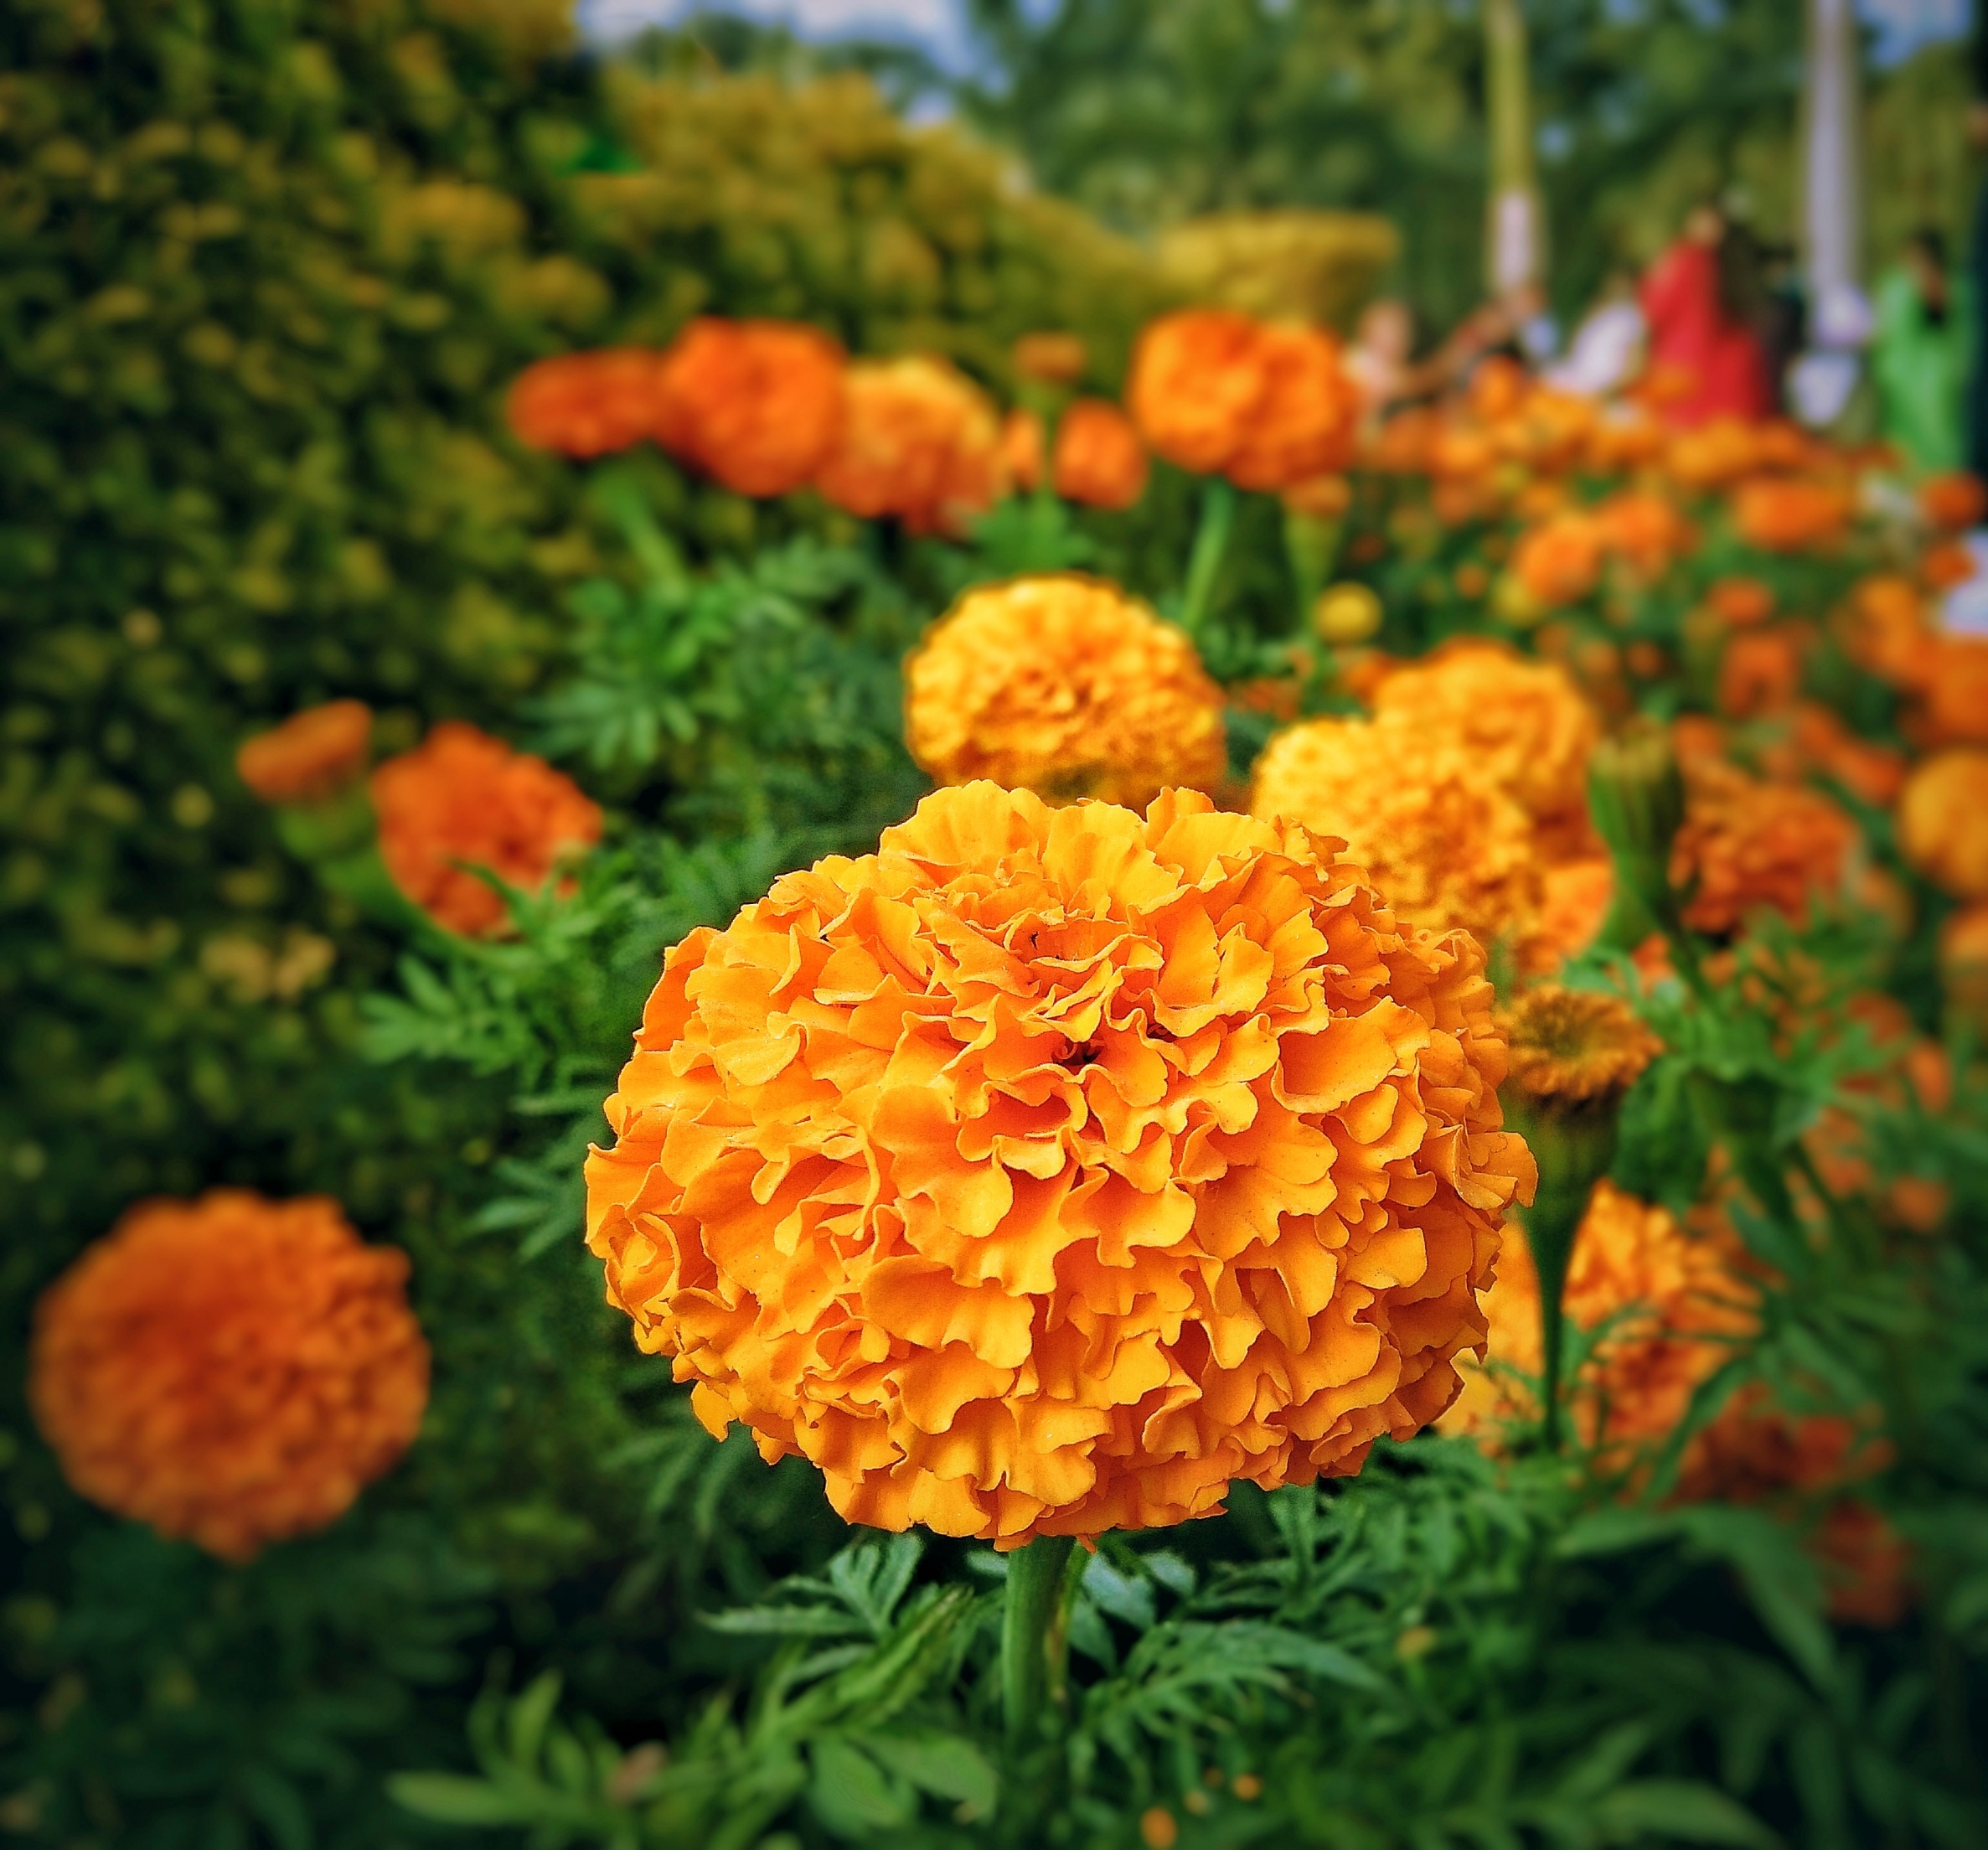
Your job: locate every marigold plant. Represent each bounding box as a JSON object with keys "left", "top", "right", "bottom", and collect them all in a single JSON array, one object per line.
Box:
[
  {"left": 903, "top": 575, "right": 1226, "bottom": 809},
  {"left": 30, "top": 1191, "right": 427, "bottom": 1562},
  {"left": 1707, "top": 576, "right": 1775, "bottom": 627},
  {"left": 1510, "top": 510, "right": 1608, "bottom": 609},
  {"left": 371, "top": 721, "right": 602, "bottom": 936},
  {"left": 506, "top": 348, "right": 668, "bottom": 458},
  {"left": 236, "top": 700, "right": 373, "bottom": 804},
  {"left": 1250, "top": 713, "right": 1544, "bottom": 953},
  {"left": 1731, "top": 477, "right": 1855, "bottom": 553},
  {"left": 654, "top": 317, "right": 846, "bottom": 498},
  {"left": 1125, "top": 308, "right": 1269, "bottom": 476},
  {"left": 584, "top": 783, "right": 1535, "bottom": 1544},
  {"left": 1898, "top": 750, "right": 1988, "bottom": 900},
  {"left": 1671, "top": 757, "right": 1858, "bottom": 937},
  {"left": 1052, "top": 399, "right": 1149, "bottom": 509},
  {"left": 1221, "top": 323, "right": 1358, "bottom": 492},
  {"left": 813, "top": 355, "right": 1005, "bottom": 535}
]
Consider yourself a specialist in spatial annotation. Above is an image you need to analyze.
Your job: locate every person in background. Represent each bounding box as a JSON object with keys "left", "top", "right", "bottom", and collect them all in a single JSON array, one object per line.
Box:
[
  {"left": 1968, "top": 18, "right": 1988, "bottom": 478},
  {"left": 1346, "top": 297, "right": 1416, "bottom": 421},
  {"left": 1639, "top": 202, "right": 1773, "bottom": 426},
  {"left": 1874, "top": 230, "right": 1970, "bottom": 473},
  {"left": 1544, "top": 267, "right": 1646, "bottom": 397}
]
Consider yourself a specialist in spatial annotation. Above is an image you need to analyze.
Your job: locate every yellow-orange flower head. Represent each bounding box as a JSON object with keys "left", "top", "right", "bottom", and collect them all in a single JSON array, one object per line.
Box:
[
  {"left": 1250, "top": 714, "right": 1544, "bottom": 955},
  {"left": 1500, "top": 985, "right": 1662, "bottom": 1109},
  {"left": 904, "top": 575, "right": 1227, "bottom": 809},
  {"left": 585, "top": 783, "right": 1536, "bottom": 1545},
  {"left": 30, "top": 1191, "right": 428, "bottom": 1561},
  {"left": 1369, "top": 639, "right": 1600, "bottom": 835}
]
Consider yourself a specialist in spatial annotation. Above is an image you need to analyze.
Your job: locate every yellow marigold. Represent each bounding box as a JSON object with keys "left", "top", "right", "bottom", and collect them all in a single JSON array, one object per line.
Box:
[
  {"left": 585, "top": 783, "right": 1536, "bottom": 1544},
  {"left": 1671, "top": 757, "right": 1859, "bottom": 937},
  {"left": 1500, "top": 986, "right": 1661, "bottom": 1108},
  {"left": 1368, "top": 639, "right": 1599, "bottom": 834},
  {"left": 236, "top": 700, "right": 372, "bottom": 804},
  {"left": 30, "top": 1191, "right": 427, "bottom": 1561},
  {"left": 1250, "top": 715, "right": 1543, "bottom": 953},
  {"left": 1898, "top": 749, "right": 1988, "bottom": 900},
  {"left": 903, "top": 575, "right": 1227, "bottom": 809}
]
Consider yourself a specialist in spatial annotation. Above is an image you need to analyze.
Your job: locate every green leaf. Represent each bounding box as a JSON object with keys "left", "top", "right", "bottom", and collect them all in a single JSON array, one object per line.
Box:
[
  {"left": 808, "top": 1736, "right": 914, "bottom": 1837},
  {"left": 1590, "top": 1780, "right": 1779, "bottom": 1847},
  {"left": 866, "top": 1733, "right": 999, "bottom": 1816},
  {"left": 386, "top": 1773, "right": 534, "bottom": 1826}
]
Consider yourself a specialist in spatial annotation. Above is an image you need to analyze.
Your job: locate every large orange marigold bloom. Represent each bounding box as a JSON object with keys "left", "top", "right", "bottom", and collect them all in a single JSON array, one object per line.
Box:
[
  {"left": 653, "top": 317, "right": 845, "bottom": 498},
  {"left": 371, "top": 721, "right": 602, "bottom": 936},
  {"left": 903, "top": 575, "right": 1226, "bottom": 809},
  {"left": 236, "top": 700, "right": 372, "bottom": 804},
  {"left": 1898, "top": 749, "right": 1988, "bottom": 899},
  {"left": 30, "top": 1191, "right": 427, "bottom": 1561},
  {"left": 1126, "top": 309, "right": 1270, "bottom": 476},
  {"left": 1250, "top": 714, "right": 1544, "bottom": 953},
  {"left": 506, "top": 348, "right": 667, "bottom": 458},
  {"left": 1222, "top": 323, "right": 1358, "bottom": 493},
  {"left": 585, "top": 784, "right": 1536, "bottom": 1544},
  {"left": 1369, "top": 639, "right": 1599, "bottom": 835},
  {"left": 1053, "top": 399, "right": 1149, "bottom": 509},
  {"left": 813, "top": 355, "right": 1006, "bottom": 535},
  {"left": 1732, "top": 477, "right": 1855, "bottom": 553},
  {"left": 1671, "top": 757, "right": 1858, "bottom": 937}
]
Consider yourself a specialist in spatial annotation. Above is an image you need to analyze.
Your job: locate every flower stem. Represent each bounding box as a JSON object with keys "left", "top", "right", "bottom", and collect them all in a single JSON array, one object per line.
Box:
[
  {"left": 1001, "top": 1534, "right": 1077, "bottom": 1739},
  {"left": 1176, "top": 476, "right": 1237, "bottom": 638}
]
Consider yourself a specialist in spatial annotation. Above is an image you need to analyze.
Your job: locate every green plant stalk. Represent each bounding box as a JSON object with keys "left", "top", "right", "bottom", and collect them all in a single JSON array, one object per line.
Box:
[
  {"left": 1177, "top": 476, "right": 1237, "bottom": 638},
  {"left": 1283, "top": 506, "right": 1345, "bottom": 634},
  {"left": 1002, "top": 1534, "right": 1077, "bottom": 1739}
]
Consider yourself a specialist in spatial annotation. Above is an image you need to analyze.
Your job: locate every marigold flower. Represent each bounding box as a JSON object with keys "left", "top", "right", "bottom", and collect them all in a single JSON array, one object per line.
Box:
[
  {"left": 1312, "top": 582, "right": 1382, "bottom": 646},
  {"left": 903, "top": 575, "right": 1226, "bottom": 809},
  {"left": 1013, "top": 331, "right": 1087, "bottom": 387},
  {"left": 1731, "top": 477, "right": 1855, "bottom": 553},
  {"left": 586, "top": 783, "right": 1535, "bottom": 1543},
  {"left": 813, "top": 355, "right": 1006, "bottom": 535},
  {"left": 1717, "top": 628, "right": 1804, "bottom": 721},
  {"left": 1670, "top": 757, "right": 1858, "bottom": 937},
  {"left": 1052, "top": 400, "right": 1149, "bottom": 509},
  {"left": 1250, "top": 714, "right": 1543, "bottom": 953},
  {"left": 1369, "top": 639, "right": 1599, "bottom": 835},
  {"left": 1842, "top": 574, "right": 1938, "bottom": 691},
  {"left": 1510, "top": 510, "right": 1608, "bottom": 608},
  {"left": 1913, "top": 638, "right": 1988, "bottom": 744},
  {"left": 1898, "top": 749, "right": 1988, "bottom": 899},
  {"left": 1919, "top": 470, "right": 1986, "bottom": 533},
  {"left": 1940, "top": 902, "right": 1988, "bottom": 1028},
  {"left": 1789, "top": 703, "right": 1904, "bottom": 808},
  {"left": 1126, "top": 308, "right": 1269, "bottom": 476},
  {"left": 1707, "top": 576, "right": 1774, "bottom": 627},
  {"left": 1001, "top": 407, "right": 1046, "bottom": 494},
  {"left": 1222, "top": 323, "right": 1358, "bottom": 492},
  {"left": 1594, "top": 489, "right": 1693, "bottom": 581},
  {"left": 1500, "top": 986, "right": 1661, "bottom": 1109},
  {"left": 30, "top": 1191, "right": 427, "bottom": 1561},
  {"left": 1664, "top": 417, "right": 1762, "bottom": 490},
  {"left": 1922, "top": 539, "right": 1978, "bottom": 591},
  {"left": 1283, "top": 473, "right": 1352, "bottom": 521},
  {"left": 1812, "top": 1500, "right": 1913, "bottom": 1626},
  {"left": 653, "top": 317, "right": 845, "bottom": 498},
  {"left": 507, "top": 348, "right": 667, "bottom": 458},
  {"left": 1536, "top": 858, "right": 1616, "bottom": 965},
  {"left": 1678, "top": 1384, "right": 1889, "bottom": 1506},
  {"left": 371, "top": 721, "right": 602, "bottom": 936},
  {"left": 236, "top": 700, "right": 372, "bottom": 804}
]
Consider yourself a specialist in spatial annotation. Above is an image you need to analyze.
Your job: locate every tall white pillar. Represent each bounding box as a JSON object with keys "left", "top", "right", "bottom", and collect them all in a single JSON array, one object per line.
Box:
[{"left": 1484, "top": 0, "right": 1544, "bottom": 297}]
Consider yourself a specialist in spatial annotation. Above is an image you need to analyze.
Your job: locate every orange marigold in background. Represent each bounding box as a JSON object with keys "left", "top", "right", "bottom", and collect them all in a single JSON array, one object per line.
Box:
[
  {"left": 1012, "top": 331, "right": 1087, "bottom": 387},
  {"left": 653, "top": 318, "right": 845, "bottom": 498},
  {"left": 584, "top": 783, "right": 1535, "bottom": 1544},
  {"left": 1510, "top": 510, "right": 1608, "bottom": 609},
  {"left": 1664, "top": 418, "right": 1762, "bottom": 491},
  {"left": 236, "top": 700, "right": 372, "bottom": 804},
  {"left": 1789, "top": 703, "right": 1905, "bottom": 808},
  {"left": 814, "top": 355, "right": 1005, "bottom": 535},
  {"left": 1053, "top": 399, "right": 1149, "bottom": 509},
  {"left": 1250, "top": 713, "right": 1543, "bottom": 953},
  {"left": 1127, "top": 308, "right": 1268, "bottom": 475},
  {"left": 1000, "top": 407, "right": 1046, "bottom": 494},
  {"left": 1717, "top": 628, "right": 1804, "bottom": 721},
  {"left": 1670, "top": 757, "right": 1858, "bottom": 937},
  {"left": 1921, "top": 540, "right": 1978, "bottom": 591},
  {"left": 1707, "top": 576, "right": 1774, "bottom": 627},
  {"left": 371, "top": 721, "right": 602, "bottom": 936},
  {"left": 1222, "top": 323, "right": 1358, "bottom": 492},
  {"left": 1369, "top": 639, "right": 1599, "bottom": 844},
  {"left": 1898, "top": 749, "right": 1988, "bottom": 899},
  {"left": 1842, "top": 574, "right": 1937, "bottom": 691},
  {"left": 1595, "top": 489, "right": 1693, "bottom": 581},
  {"left": 1731, "top": 477, "right": 1855, "bottom": 553},
  {"left": 1911, "top": 637, "right": 1988, "bottom": 745},
  {"left": 507, "top": 348, "right": 666, "bottom": 458},
  {"left": 30, "top": 1191, "right": 427, "bottom": 1561},
  {"left": 903, "top": 575, "right": 1226, "bottom": 810},
  {"left": 1919, "top": 470, "right": 1986, "bottom": 532}
]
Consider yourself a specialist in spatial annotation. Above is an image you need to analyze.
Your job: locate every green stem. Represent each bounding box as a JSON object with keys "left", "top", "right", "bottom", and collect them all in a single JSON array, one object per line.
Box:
[
  {"left": 1177, "top": 476, "right": 1237, "bottom": 638},
  {"left": 1525, "top": 1181, "right": 1590, "bottom": 1451},
  {"left": 1001, "top": 1534, "right": 1077, "bottom": 1739}
]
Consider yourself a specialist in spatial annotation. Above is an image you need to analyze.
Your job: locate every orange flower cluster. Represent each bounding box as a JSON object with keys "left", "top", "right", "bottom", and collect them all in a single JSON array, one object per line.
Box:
[
  {"left": 1731, "top": 477, "right": 1856, "bottom": 554},
  {"left": 371, "top": 721, "right": 602, "bottom": 936},
  {"left": 1898, "top": 749, "right": 1988, "bottom": 900},
  {"left": 1920, "top": 471, "right": 1986, "bottom": 533},
  {"left": 585, "top": 783, "right": 1535, "bottom": 1544},
  {"left": 814, "top": 355, "right": 1006, "bottom": 535},
  {"left": 903, "top": 575, "right": 1226, "bottom": 810},
  {"left": 654, "top": 318, "right": 846, "bottom": 497},
  {"left": 1509, "top": 510, "right": 1608, "bottom": 609},
  {"left": 1128, "top": 310, "right": 1357, "bottom": 490},
  {"left": 1665, "top": 418, "right": 1813, "bottom": 492},
  {"left": 1593, "top": 488, "right": 1695, "bottom": 581},
  {"left": 1250, "top": 714, "right": 1543, "bottom": 954},
  {"left": 1707, "top": 576, "right": 1774, "bottom": 627},
  {"left": 30, "top": 1191, "right": 427, "bottom": 1561},
  {"left": 507, "top": 348, "right": 669, "bottom": 459},
  {"left": 236, "top": 700, "right": 373, "bottom": 804},
  {"left": 1670, "top": 756, "right": 1858, "bottom": 938}
]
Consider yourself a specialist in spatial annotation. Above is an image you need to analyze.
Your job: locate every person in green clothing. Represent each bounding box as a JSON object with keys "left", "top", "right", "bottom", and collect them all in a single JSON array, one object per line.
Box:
[{"left": 1874, "top": 229, "right": 1970, "bottom": 473}]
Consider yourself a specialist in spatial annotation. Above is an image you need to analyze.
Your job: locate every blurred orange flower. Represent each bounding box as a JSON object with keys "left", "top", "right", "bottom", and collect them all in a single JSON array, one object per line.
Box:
[
  {"left": 1001, "top": 407, "right": 1046, "bottom": 494},
  {"left": 236, "top": 700, "right": 372, "bottom": 804},
  {"left": 1671, "top": 757, "right": 1859, "bottom": 937},
  {"left": 1707, "top": 576, "right": 1774, "bottom": 627},
  {"left": 653, "top": 318, "right": 845, "bottom": 498},
  {"left": 506, "top": 348, "right": 666, "bottom": 458},
  {"left": 1922, "top": 540, "right": 1978, "bottom": 591},
  {"left": 1250, "top": 712, "right": 1544, "bottom": 952},
  {"left": 1843, "top": 574, "right": 1938, "bottom": 691},
  {"left": 1898, "top": 749, "right": 1988, "bottom": 899},
  {"left": 1053, "top": 399, "right": 1149, "bottom": 509},
  {"left": 1012, "top": 331, "right": 1087, "bottom": 386},
  {"left": 1919, "top": 470, "right": 1986, "bottom": 532},
  {"left": 371, "top": 721, "right": 602, "bottom": 936},
  {"left": 1223, "top": 323, "right": 1358, "bottom": 492},
  {"left": 1731, "top": 477, "right": 1855, "bottom": 553},
  {"left": 1664, "top": 418, "right": 1762, "bottom": 491},
  {"left": 1912, "top": 637, "right": 1988, "bottom": 744},
  {"left": 814, "top": 355, "right": 1006, "bottom": 535},
  {"left": 1595, "top": 489, "right": 1693, "bottom": 580},
  {"left": 31, "top": 1191, "right": 427, "bottom": 1561},
  {"left": 1717, "top": 628, "right": 1803, "bottom": 720},
  {"left": 585, "top": 783, "right": 1535, "bottom": 1543},
  {"left": 904, "top": 575, "right": 1226, "bottom": 810},
  {"left": 1510, "top": 510, "right": 1608, "bottom": 608},
  {"left": 1812, "top": 1500, "right": 1913, "bottom": 1626},
  {"left": 1789, "top": 703, "right": 1905, "bottom": 807}
]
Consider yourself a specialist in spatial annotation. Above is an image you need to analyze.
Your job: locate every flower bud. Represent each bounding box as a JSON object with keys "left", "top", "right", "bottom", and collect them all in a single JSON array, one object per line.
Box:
[
  {"left": 1310, "top": 581, "right": 1381, "bottom": 646},
  {"left": 1588, "top": 719, "right": 1686, "bottom": 945}
]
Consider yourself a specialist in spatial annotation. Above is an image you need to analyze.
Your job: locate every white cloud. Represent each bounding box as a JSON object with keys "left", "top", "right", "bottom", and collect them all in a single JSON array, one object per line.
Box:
[{"left": 579, "top": 0, "right": 974, "bottom": 70}]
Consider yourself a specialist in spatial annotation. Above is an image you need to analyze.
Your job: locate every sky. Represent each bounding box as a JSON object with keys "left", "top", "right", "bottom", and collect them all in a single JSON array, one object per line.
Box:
[{"left": 580, "top": 0, "right": 1974, "bottom": 73}]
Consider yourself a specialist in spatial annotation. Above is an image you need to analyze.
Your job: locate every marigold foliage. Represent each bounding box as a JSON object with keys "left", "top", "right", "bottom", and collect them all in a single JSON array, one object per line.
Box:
[
  {"left": 903, "top": 575, "right": 1226, "bottom": 809},
  {"left": 585, "top": 783, "right": 1535, "bottom": 1544},
  {"left": 30, "top": 1191, "right": 427, "bottom": 1563}
]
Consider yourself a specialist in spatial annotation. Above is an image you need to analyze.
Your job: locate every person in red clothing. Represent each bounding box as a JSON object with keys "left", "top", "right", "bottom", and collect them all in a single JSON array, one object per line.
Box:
[{"left": 1640, "top": 204, "right": 1774, "bottom": 426}]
